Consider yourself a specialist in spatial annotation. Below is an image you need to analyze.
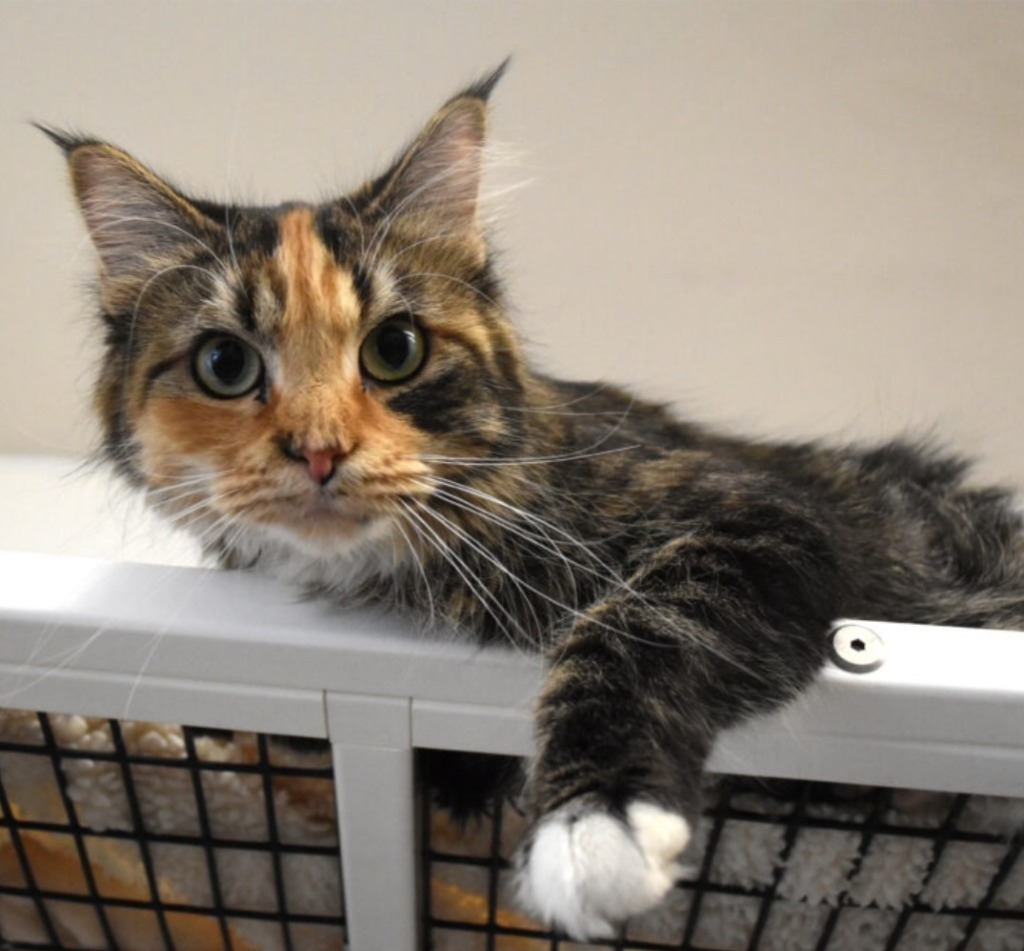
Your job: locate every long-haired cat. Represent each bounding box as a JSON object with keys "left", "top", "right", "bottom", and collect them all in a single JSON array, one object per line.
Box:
[{"left": 44, "top": 64, "right": 1024, "bottom": 939}]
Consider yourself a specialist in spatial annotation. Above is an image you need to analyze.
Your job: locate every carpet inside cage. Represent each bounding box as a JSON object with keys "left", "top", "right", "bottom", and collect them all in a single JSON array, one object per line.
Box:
[{"left": 423, "top": 760, "right": 1024, "bottom": 951}]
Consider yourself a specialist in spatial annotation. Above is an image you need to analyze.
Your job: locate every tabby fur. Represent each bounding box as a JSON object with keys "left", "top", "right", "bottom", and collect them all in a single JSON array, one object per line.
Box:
[{"left": 46, "top": 65, "right": 1024, "bottom": 938}]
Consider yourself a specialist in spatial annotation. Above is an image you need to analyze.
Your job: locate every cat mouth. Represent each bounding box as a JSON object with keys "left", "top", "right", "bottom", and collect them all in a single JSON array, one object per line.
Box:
[
  {"left": 291, "top": 508, "right": 376, "bottom": 537},
  {"left": 269, "top": 487, "right": 413, "bottom": 548},
  {"left": 286, "top": 494, "right": 379, "bottom": 530}
]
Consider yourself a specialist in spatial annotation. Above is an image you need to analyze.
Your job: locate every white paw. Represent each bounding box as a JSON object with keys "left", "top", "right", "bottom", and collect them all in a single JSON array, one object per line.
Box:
[{"left": 515, "top": 799, "right": 691, "bottom": 941}]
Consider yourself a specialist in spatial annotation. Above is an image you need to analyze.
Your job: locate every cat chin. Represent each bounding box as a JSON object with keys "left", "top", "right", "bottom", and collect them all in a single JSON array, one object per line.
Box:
[
  {"left": 227, "top": 516, "right": 409, "bottom": 592},
  {"left": 263, "top": 518, "right": 388, "bottom": 559}
]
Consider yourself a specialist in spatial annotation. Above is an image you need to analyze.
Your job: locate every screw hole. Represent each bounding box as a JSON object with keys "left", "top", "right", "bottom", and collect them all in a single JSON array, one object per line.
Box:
[{"left": 830, "top": 625, "right": 884, "bottom": 673}]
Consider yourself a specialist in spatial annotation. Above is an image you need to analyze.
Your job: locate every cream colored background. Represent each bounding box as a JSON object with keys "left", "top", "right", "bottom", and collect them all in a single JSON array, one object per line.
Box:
[{"left": 2, "top": 2, "right": 1023, "bottom": 486}]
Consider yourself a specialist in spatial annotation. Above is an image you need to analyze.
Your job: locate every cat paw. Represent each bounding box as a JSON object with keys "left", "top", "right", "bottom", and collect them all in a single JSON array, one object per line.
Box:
[{"left": 515, "top": 799, "right": 690, "bottom": 940}]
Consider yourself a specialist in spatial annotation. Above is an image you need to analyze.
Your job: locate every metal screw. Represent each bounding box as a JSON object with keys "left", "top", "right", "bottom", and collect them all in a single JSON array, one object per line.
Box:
[{"left": 829, "top": 623, "right": 885, "bottom": 673}]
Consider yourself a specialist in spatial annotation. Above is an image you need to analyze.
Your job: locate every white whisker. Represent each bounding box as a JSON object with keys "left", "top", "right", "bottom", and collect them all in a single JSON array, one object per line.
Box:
[
  {"left": 413, "top": 501, "right": 549, "bottom": 649},
  {"left": 399, "top": 500, "right": 526, "bottom": 648},
  {"left": 392, "top": 269, "right": 498, "bottom": 308},
  {"left": 417, "top": 443, "right": 640, "bottom": 469}
]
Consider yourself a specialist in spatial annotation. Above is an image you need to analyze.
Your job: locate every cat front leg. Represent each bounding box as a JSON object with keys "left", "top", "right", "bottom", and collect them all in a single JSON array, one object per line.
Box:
[
  {"left": 515, "top": 515, "right": 840, "bottom": 939},
  {"left": 514, "top": 617, "right": 712, "bottom": 940}
]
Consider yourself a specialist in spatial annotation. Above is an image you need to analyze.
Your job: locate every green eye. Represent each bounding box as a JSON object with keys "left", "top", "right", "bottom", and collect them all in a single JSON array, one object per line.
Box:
[
  {"left": 360, "top": 317, "right": 427, "bottom": 384},
  {"left": 191, "top": 334, "right": 263, "bottom": 399}
]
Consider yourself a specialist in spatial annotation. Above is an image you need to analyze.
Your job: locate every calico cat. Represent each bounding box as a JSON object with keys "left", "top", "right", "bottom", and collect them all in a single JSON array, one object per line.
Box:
[{"left": 45, "top": 64, "right": 1024, "bottom": 940}]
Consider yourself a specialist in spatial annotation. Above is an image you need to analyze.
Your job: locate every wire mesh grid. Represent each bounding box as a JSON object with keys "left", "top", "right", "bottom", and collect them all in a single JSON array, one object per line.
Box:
[
  {"left": 0, "top": 710, "right": 345, "bottom": 951},
  {"left": 423, "top": 761, "right": 1024, "bottom": 951},
  {"left": 2, "top": 710, "right": 1023, "bottom": 951}
]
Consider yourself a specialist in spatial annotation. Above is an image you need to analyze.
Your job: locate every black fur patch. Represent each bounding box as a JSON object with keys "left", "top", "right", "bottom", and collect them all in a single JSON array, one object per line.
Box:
[
  {"left": 236, "top": 211, "right": 280, "bottom": 258},
  {"left": 388, "top": 368, "right": 473, "bottom": 434},
  {"left": 314, "top": 205, "right": 361, "bottom": 266}
]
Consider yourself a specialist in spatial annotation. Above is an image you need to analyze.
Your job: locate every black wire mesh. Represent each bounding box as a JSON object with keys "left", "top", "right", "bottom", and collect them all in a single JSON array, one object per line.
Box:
[
  {"left": 2, "top": 711, "right": 1023, "bottom": 951},
  {"left": 422, "top": 758, "right": 1024, "bottom": 951},
  {"left": 0, "top": 710, "right": 345, "bottom": 951}
]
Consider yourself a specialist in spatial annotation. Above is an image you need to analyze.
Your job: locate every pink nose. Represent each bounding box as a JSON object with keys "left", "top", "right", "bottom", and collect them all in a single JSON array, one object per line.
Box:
[
  {"left": 302, "top": 448, "right": 343, "bottom": 484},
  {"left": 284, "top": 445, "right": 347, "bottom": 485},
  {"left": 280, "top": 437, "right": 351, "bottom": 485}
]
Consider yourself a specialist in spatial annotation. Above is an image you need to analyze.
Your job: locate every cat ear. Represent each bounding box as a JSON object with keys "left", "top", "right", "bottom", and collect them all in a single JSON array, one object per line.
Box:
[
  {"left": 368, "top": 61, "right": 509, "bottom": 248},
  {"left": 38, "top": 126, "right": 216, "bottom": 282}
]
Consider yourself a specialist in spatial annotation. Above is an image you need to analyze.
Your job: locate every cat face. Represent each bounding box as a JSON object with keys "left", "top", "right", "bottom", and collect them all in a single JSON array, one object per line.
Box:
[{"left": 53, "top": 67, "right": 530, "bottom": 567}]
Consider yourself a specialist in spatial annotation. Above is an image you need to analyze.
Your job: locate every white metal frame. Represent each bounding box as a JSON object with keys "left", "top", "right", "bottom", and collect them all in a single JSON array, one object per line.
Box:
[{"left": 1, "top": 549, "right": 1023, "bottom": 950}]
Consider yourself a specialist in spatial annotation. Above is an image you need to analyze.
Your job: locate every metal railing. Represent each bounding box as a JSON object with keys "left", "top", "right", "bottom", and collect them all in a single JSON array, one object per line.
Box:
[{"left": 0, "top": 550, "right": 1022, "bottom": 949}]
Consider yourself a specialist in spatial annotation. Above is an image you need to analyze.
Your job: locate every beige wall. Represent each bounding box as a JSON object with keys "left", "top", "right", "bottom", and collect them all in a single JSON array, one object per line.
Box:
[{"left": 2, "top": 2, "right": 1023, "bottom": 486}]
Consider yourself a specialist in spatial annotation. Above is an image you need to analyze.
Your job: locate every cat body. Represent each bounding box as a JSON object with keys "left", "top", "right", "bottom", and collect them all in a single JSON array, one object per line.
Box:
[{"left": 47, "top": 66, "right": 1024, "bottom": 939}]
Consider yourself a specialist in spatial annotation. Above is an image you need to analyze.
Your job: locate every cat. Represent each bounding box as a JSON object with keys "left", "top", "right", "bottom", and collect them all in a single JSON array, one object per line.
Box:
[{"left": 44, "top": 63, "right": 1024, "bottom": 940}]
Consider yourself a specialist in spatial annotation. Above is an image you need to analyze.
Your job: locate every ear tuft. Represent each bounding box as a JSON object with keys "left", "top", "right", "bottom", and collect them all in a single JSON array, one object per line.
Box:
[
  {"left": 34, "top": 122, "right": 102, "bottom": 155},
  {"left": 450, "top": 58, "right": 511, "bottom": 105}
]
